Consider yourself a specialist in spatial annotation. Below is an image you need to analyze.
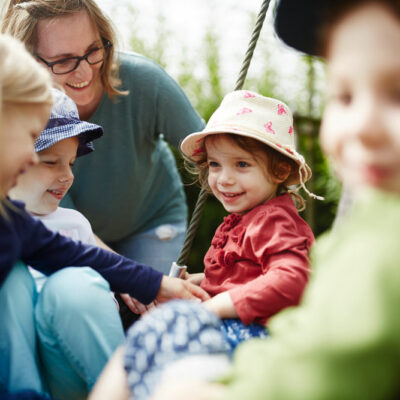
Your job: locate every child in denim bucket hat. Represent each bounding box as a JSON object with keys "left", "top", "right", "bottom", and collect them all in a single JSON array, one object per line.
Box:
[{"left": 10, "top": 88, "right": 103, "bottom": 290}]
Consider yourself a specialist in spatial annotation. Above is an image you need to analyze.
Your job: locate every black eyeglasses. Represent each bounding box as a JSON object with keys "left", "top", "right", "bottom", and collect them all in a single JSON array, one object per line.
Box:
[{"left": 35, "top": 41, "right": 112, "bottom": 75}]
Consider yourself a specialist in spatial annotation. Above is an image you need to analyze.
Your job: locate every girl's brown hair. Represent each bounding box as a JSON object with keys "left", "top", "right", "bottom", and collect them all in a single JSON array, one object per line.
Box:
[
  {"left": 1, "top": 0, "right": 126, "bottom": 100},
  {"left": 184, "top": 133, "right": 306, "bottom": 211}
]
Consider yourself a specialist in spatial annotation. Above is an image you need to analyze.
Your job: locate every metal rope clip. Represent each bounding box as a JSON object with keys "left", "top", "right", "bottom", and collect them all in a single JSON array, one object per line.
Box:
[{"left": 169, "top": 262, "right": 187, "bottom": 279}]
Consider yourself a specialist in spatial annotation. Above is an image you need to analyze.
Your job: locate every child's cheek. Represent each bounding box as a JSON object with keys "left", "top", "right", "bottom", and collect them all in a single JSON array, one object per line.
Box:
[{"left": 319, "top": 113, "right": 338, "bottom": 159}]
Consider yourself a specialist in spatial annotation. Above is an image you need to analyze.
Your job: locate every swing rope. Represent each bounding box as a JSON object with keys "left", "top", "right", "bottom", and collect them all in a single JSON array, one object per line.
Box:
[{"left": 176, "top": 0, "right": 271, "bottom": 267}]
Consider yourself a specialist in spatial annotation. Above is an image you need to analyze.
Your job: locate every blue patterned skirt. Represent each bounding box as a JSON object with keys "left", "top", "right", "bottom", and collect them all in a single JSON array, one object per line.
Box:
[{"left": 221, "top": 318, "right": 268, "bottom": 354}]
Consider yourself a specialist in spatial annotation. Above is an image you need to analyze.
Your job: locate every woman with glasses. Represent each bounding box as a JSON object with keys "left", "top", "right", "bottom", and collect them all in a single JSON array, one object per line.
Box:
[{"left": 1, "top": 1, "right": 204, "bottom": 288}]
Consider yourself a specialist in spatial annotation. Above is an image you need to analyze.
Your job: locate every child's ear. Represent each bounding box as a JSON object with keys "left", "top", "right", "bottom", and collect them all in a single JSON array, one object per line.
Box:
[{"left": 273, "top": 162, "right": 292, "bottom": 183}]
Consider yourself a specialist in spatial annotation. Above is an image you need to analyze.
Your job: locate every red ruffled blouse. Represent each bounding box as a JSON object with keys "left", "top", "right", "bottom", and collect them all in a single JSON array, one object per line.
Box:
[{"left": 201, "top": 194, "right": 315, "bottom": 325}]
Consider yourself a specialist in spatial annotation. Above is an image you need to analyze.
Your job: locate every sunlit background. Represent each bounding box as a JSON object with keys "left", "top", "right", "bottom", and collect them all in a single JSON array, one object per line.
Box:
[{"left": 97, "top": 0, "right": 327, "bottom": 114}]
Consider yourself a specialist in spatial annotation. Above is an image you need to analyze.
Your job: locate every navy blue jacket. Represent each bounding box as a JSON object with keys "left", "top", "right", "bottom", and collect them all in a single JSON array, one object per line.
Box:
[{"left": 0, "top": 200, "right": 163, "bottom": 304}]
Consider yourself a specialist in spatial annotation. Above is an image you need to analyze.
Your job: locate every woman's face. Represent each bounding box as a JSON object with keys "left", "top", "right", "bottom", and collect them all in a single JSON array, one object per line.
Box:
[
  {"left": 321, "top": 3, "right": 400, "bottom": 196},
  {"left": 36, "top": 10, "right": 105, "bottom": 119}
]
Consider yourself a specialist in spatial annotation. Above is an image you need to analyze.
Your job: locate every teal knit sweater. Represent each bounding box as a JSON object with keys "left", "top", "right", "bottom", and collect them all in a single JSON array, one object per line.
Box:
[{"left": 61, "top": 52, "right": 204, "bottom": 242}]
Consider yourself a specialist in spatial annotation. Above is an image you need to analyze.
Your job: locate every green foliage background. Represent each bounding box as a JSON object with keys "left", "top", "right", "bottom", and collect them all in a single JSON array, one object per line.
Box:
[{"left": 125, "top": 6, "right": 341, "bottom": 272}]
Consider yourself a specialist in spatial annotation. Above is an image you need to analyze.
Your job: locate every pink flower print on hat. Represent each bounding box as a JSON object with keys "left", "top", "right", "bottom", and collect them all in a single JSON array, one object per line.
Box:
[
  {"left": 192, "top": 147, "right": 205, "bottom": 157},
  {"left": 244, "top": 91, "right": 256, "bottom": 98},
  {"left": 277, "top": 104, "right": 287, "bottom": 115},
  {"left": 236, "top": 107, "right": 253, "bottom": 115},
  {"left": 288, "top": 126, "right": 293, "bottom": 135},
  {"left": 264, "top": 121, "right": 275, "bottom": 134}
]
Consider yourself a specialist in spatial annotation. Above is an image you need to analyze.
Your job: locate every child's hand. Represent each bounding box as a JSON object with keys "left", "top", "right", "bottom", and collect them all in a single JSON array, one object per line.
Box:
[
  {"left": 156, "top": 276, "right": 210, "bottom": 303},
  {"left": 183, "top": 272, "right": 205, "bottom": 286},
  {"left": 203, "top": 291, "right": 239, "bottom": 319},
  {"left": 120, "top": 293, "right": 156, "bottom": 314}
]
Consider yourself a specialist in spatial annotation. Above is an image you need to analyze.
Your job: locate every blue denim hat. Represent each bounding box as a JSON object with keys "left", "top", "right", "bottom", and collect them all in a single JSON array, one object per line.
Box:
[{"left": 34, "top": 88, "right": 103, "bottom": 157}]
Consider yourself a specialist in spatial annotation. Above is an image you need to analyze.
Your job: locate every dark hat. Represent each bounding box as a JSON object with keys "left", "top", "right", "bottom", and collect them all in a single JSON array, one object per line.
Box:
[
  {"left": 34, "top": 88, "right": 103, "bottom": 157},
  {"left": 274, "top": 0, "right": 339, "bottom": 56}
]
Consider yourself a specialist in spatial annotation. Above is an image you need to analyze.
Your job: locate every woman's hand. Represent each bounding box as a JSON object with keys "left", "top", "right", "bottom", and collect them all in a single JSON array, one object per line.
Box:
[
  {"left": 156, "top": 276, "right": 210, "bottom": 303},
  {"left": 183, "top": 272, "right": 205, "bottom": 286}
]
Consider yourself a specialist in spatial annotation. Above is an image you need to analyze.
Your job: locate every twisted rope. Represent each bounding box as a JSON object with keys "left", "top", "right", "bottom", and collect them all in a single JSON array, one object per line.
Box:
[
  {"left": 176, "top": 0, "right": 271, "bottom": 267},
  {"left": 176, "top": 188, "right": 208, "bottom": 266},
  {"left": 234, "top": 0, "right": 271, "bottom": 91}
]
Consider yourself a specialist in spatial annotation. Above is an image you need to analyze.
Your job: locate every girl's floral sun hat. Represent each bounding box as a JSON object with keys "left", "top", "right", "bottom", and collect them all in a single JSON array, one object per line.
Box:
[{"left": 181, "top": 90, "right": 313, "bottom": 189}]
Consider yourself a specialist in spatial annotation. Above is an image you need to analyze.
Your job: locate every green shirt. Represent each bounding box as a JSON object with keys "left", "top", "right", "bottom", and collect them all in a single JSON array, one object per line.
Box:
[
  {"left": 61, "top": 52, "right": 204, "bottom": 242},
  {"left": 221, "top": 189, "right": 400, "bottom": 399}
]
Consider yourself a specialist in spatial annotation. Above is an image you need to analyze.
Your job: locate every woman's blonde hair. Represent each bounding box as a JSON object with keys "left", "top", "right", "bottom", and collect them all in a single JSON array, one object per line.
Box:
[
  {"left": 0, "top": 33, "right": 53, "bottom": 214},
  {"left": 184, "top": 133, "right": 306, "bottom": 211},
  {"left": 1, "top": 0, "right": 125, "bottom": 99}
]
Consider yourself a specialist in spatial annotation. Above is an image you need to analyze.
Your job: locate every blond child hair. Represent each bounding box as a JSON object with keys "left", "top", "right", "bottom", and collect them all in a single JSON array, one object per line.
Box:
[{"left": 0, "top": 33, "right": 53, "bottom": 210}]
